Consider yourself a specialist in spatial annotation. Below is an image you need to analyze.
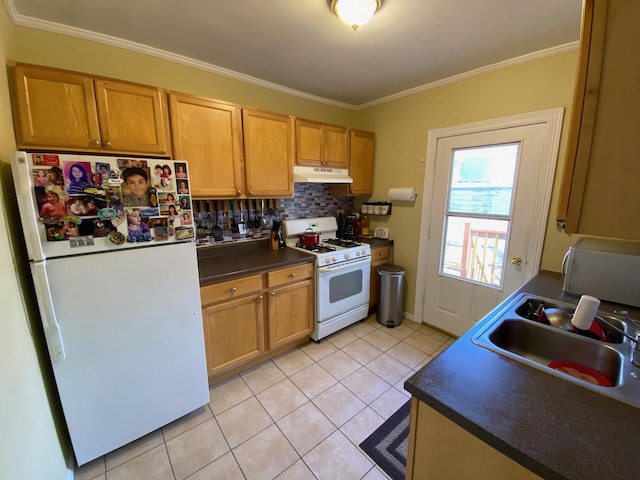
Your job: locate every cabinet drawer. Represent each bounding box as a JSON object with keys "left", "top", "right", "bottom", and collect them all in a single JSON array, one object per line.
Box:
[
  {"left": 200, "top": 274, "right": 263, "bottom": 306},
  {"left": 267, "top": 263, "right": 314, "bottom": 287},
  {"left": 371, "top": 246, "right": 391, "bottom": 265}
]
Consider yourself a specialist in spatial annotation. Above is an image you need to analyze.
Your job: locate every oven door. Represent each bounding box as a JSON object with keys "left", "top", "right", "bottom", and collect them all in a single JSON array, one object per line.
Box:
[{"left": 317, "top": 258, "right": 371, "bottom": 323}]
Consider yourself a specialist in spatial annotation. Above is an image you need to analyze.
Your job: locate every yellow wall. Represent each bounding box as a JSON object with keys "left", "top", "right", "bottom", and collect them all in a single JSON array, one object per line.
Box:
[
  {"left": 0, "top": 3, "right": 71, "bottom": 479},
  {"left": 359, "top": 51, "right": 581, "bottom": 315}
]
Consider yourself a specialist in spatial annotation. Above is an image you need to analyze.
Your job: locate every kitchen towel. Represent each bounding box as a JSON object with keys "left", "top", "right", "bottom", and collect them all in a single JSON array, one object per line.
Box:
[{"left": 388, "top": 187, "right": 418, "bottom": 202}]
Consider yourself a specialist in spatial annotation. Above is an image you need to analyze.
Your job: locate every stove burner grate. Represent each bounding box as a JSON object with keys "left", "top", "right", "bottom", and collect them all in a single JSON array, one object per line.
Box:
[
  {"left": 324, "top": 238, "right": 362, "bottom": 248},
  {"left": 295, "top": 243, "right": 337, "bottom": 253}
]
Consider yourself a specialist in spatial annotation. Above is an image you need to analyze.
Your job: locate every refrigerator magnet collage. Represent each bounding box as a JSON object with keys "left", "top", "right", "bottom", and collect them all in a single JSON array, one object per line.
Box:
[{"left": 31, "top": 154, "right": 194, "bottom": 246}]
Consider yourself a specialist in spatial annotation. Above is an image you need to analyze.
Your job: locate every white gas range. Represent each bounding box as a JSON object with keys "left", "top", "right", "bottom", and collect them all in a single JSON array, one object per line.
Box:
[{"left": 283, "top": 217, "right": 371, "bottom": 341}]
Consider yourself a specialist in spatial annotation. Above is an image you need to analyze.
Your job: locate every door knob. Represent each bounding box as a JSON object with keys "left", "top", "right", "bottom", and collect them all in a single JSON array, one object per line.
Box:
[{"left": 511, "top": 257, "right": 523, "bottom": 266}]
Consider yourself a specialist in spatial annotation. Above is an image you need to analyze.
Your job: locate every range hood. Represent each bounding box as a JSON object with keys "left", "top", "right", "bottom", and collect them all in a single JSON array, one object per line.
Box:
[{"left": 293, "top": 165, "right": 353, "bottom": 183}]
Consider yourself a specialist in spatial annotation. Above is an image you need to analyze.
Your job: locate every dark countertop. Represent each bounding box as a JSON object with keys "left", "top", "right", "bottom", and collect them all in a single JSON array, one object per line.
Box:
[
  {"left": 404, "top": 270, "right": 640, "bottom": 480},
  {"left": 357, "top": 237, "right": 393, "bottom": 249},
  {"left": 197, "top": 239, "right": 315, "bottom": 286}
]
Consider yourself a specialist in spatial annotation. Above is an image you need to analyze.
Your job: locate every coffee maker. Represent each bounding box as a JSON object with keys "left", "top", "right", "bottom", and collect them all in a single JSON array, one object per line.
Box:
[{"left": 342, "top": 214, "right": 357, "bottom": 240}]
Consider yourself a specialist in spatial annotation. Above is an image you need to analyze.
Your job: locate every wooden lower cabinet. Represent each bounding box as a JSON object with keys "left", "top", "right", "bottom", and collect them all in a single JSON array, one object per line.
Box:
[
  {"left": 268, "top": 279, "right": 313, "bottom": 349},
  {"left": 202, "top": 294, "right": 265, "bottom": 376},
  {"left": 201, "top": 262, "right": 314, "bottom": 383},
  {"left": 369, "top": 245, "right": 391, "bottom": 313},
  {"left": 406, "top": 398, "right": 542, "bottom": 480}
]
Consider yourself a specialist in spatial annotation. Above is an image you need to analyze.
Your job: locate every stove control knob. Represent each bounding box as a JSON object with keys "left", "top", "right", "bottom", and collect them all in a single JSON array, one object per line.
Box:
[
  {"left": 325, "top": 258, "right": 331, "bottom": 264},
  {"left": 361, "top": 249, "right": 367, "bottom": 256},
  {"left": 344, "top": 253, "right": 350, "bottom": 260},
  {"left": 355, "top": 251, "right": 361, "bottom": 256},
  {"left": 332, "top": 256, "right": 338, "bottom": 263}
]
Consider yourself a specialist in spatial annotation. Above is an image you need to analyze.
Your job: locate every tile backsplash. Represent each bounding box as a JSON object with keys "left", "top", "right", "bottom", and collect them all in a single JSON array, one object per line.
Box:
[{"left": 280, "top": 183, "right": 354, "bottom": 219}]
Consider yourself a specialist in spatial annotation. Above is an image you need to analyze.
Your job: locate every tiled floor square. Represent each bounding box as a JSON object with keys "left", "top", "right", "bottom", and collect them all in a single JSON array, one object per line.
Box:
[
  {"left": 209, "top": 375, "right": 253, "bottom": 415},
  {"left": 303, "top": 430, "right": 373, "bottom": 480},
  {"left": 312, "top": 383, "right": 366, "bottom": 427},
  {"left": 256, "top": 378, "right": 308, "bottom": 421},
  {"left": 165, "top": 418, "right": 229, "bottom": 479},
  {"left": 272, "top": 348, "right": 315, "bottom": 377},
  {"left": 289, "top": 363, "right": 338, "bottom": 399},
  {"left": 233, "top": 424, "right": 299, "bottom": 480},
  {"left": 342, "top": 338, "right": 383, "bottom": 364},
  {"left": 241, "top": 360, "right": 287, "bottom": 394},
  {"left": 341, "top": 366, "right": 391, "bottom": 404},
  {"left": 365, "top": 352, "right": 412, "bottom": 385},
  {"left": 318, "top": 349, "right": 362, "bottom": 380},
  {"left": 277, "top": 402, "right": 336, "bottom": 455},
  {"left": 215, "top": 397, "right": 273, "bottom": 448}
]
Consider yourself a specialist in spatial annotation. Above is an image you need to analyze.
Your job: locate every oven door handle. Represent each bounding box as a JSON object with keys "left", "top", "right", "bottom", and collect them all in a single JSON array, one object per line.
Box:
[{"left": 317, "top": 258, "right": 371, "bottom": 275}]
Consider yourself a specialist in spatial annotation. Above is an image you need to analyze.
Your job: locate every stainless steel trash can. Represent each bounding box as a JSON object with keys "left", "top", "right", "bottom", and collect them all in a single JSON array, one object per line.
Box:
[{"left": 377, "top": 264, "right": 405, "bottom": 327}]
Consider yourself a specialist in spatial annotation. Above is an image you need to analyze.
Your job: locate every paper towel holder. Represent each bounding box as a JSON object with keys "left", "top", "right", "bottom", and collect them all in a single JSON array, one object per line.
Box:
[{"left": 388, "top": 186, "right": 419, "bottom": 202}]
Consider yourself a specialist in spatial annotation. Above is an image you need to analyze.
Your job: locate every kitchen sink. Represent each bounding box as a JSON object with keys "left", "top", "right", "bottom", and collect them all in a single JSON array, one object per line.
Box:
[
  {"left": 472, "top": 293, "right": 640, "bottom": 408},
  {"left": 488, "top": 319, "right": 622, "bottom": 386}
]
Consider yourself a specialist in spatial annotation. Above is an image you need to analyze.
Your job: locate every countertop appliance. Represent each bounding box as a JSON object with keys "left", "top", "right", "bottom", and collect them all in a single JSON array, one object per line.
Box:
[
  {"left": 563, "top": 237, "right": 640, "bottom": 307},
  {"left": 282, "top": 216, "right": 371, "bottom": 341},
  {"left": 11, "top": 151, "right": 208, "bottom": 465}
]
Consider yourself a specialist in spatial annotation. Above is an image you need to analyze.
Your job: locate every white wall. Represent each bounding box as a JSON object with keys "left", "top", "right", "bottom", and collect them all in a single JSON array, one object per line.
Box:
[{"left": 0, "top": 2, "right": 71, "bottom": 478}]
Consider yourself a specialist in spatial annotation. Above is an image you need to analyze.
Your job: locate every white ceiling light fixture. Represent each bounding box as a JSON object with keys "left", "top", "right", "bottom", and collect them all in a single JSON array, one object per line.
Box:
[{"left": 331, "top": 0, "right": 383, "bottom": 31}]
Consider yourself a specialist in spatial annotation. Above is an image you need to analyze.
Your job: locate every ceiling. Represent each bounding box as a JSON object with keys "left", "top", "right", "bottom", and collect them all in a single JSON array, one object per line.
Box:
[{"left": 5, "top": 0, "right": 584, "bottom": 107}]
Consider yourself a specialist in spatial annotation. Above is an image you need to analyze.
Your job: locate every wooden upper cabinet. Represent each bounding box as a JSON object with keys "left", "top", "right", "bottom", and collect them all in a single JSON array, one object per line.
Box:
[
  {"left": 295, "top": 118, "right": 349, "bottom": 168},
  {"left": 94, "top": 80, "right": 170, "bottom": 155},
  {"left": 168, "top": 92, "right": 245, "bottom": 198},
  {"left": 242, "top": 108, "right": 294, "bottom": 198},
  {"left": 8, "top": 63, "right": 170, "bottom": 156},
  {"left": 348, "top": 129, "right": 375, "bottom": 196},
  {"left": 557, "top": 0, "right": 640, "bottom": 240}
]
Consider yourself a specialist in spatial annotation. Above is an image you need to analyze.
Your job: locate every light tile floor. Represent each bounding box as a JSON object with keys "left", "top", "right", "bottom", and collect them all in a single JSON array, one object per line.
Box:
[{"left": 75, "top": 315, "right": 454, "bottom": 480}]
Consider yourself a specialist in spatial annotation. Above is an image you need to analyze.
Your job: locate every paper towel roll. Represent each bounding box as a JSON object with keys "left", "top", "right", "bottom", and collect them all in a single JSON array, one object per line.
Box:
[
  {"left": 571, "top": 295, "right": 600, "bottom": 330},
  {"left": 388, "top": 187, "right": 419, "bottom": 201}
]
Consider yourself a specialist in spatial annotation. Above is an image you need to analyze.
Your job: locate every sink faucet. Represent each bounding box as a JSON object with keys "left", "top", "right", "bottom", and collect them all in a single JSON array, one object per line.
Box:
[{"left": 615, "top": 311, "right": 640, "bottom": 368}]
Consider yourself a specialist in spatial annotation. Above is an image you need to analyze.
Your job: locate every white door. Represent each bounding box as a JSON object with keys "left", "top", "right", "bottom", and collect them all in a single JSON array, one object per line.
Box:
[{"left": 415, "top": 109, "right": 563, "bottom": 336}]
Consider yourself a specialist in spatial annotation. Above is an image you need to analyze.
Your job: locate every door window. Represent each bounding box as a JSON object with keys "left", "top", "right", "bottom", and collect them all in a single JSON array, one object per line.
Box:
[{"left": 440, "top": 143, "right": 519, "bottom": 288}]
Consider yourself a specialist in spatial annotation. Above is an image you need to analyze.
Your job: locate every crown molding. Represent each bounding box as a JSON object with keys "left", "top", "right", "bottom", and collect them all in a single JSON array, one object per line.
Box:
[
  {"left": 4, "top": 1, "right": 578, "bottom": 111},
  {"left": 358, "top": 41, "right": 579, "bottom": 109}
]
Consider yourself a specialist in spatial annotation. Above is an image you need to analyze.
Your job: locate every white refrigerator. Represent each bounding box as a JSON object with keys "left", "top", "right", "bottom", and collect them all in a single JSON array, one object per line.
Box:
[{"left": 11, "top": 151, "right": 209, "bottom": 466}]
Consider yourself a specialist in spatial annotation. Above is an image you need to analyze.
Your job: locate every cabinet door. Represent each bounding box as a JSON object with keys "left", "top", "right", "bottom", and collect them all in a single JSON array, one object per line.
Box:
[
  {"left": 202, "top": 294, "right": 265, "bottom": 376},
  {"left": 557, "top": 0, "right": 640, "bottom": 240},
  {"left": 348, "top": 129, "right": 375, "bottom": 196},
  {"left": 95, "top": 80, "right": 170, "bottom": 155},
  {"left": 295, "top": 119, "right": 323, "bottom": 166},
  {"left": 8, "top": 63, "right": 101, "bottom": 150},
  {"left": 268, "top": 279, "right": 313, "bottom": 349},
  {"left": 169, "top": 93, "right": 245, "bottom": 198},
  {"left": 242, "top": 108, "right": 294, "bottom": 197},
  {"left": 323, "top": 124, "right": 349, "bottom": 168}
]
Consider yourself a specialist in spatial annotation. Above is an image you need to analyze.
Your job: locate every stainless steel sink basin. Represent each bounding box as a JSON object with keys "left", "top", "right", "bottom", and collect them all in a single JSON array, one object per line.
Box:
[
  {"left": 472, "top": 293, "right": 640, "bottom": 408},
  {"left": 488, "top": 318, "right": 622, "bottom": 386}
]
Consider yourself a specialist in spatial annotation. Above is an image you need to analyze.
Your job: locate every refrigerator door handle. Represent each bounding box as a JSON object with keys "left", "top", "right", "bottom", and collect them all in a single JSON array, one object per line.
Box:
[
  {"left": 31, "top": 262, "right": 66, "bottom": 363},
  {"left": 12, "top": 151, "right": 46, "bottom": 261}
]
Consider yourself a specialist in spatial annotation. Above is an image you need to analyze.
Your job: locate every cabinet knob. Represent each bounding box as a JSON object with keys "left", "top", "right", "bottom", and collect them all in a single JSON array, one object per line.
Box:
[
  {"left": 237, "top": 190, "right": 242, "bottom": 196},
  {"left": 290, "top": 273, "right": 296, "bottom": 278},
  {"left": 271, "top": 292, "right": 276, "bottom": 297},
  {"left": 103, "top": 140, "right": 112, "bottom": 147},
  {"left": 258, "top": 295, "right": 263, "bottom": 301},
  {"left": 231, "top": 287, "right": 237, "bottom": 293},
  {"left": 249, "top": 190, "right": 254, "bottom": 196},
  {"left": 91, "top": 139, "right": 100, "bottom": 146}
]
